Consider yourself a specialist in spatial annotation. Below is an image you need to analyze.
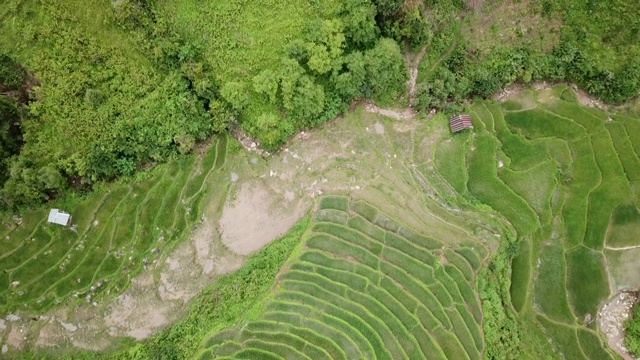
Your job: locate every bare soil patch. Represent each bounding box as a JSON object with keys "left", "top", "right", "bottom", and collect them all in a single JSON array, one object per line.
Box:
[{"left": 219, "top": 183, "right": 307, "bottom": 255}]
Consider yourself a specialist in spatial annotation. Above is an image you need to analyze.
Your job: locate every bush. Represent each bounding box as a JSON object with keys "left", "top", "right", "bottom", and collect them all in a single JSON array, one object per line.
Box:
[{"left": 625, "top": 303, "right": 640, "bottom": 357}]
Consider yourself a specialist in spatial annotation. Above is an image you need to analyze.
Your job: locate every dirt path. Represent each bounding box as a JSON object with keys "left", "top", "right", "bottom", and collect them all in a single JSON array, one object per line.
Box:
[
  {"left": 605, "top": 244, "right": 640, "bottom": 251},
  {"left": 407, "top": 44, "right": 429, "bottom": 106},
  {"left": 363, "top": 102, "right": 417, "bottom": 121}
]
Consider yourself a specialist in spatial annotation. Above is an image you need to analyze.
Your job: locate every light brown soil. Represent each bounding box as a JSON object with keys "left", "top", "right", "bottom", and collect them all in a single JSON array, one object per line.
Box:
[
  {"left": 364, "top": 102, "right": 417, "bottom": 121},
  {"left": 219, "top": 183, "right": 307, "bottom": 255}
]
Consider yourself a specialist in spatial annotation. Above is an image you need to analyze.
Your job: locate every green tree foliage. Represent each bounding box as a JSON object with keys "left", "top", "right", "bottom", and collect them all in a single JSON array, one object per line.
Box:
[
  {"left": 331, "top": 51, "right": 367, "bottom": 100},
  {"left": 372, "top": 0, "right": 402, "bottom": 17},
  {"left": 252, "top": 69, "right": 278, "bottom": 103},
  {"left": 400, "top": 9, "right": 432, "bottom": 49},
  {"left": 363, "top": 38, "right": 408, "bottom": 101},
  {"left": 339, "top": 0, "right": 380, "bottom": 48},
  {"left": 625, "top": 304, "right": 640, "bottom": 357},
  {"left": 221, "top": 81, "right": 249, "bottom": 111}
]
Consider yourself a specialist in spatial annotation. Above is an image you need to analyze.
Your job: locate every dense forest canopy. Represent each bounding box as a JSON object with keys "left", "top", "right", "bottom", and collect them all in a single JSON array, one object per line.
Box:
[{"left": 0, "top": 0, "right": 639, "bottom": 211}]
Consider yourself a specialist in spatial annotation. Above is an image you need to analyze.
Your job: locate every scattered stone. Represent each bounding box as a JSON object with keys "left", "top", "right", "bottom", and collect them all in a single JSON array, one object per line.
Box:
[
  {"left": 2, "top": 344, "right": 7, "bottom": 354},
  {"left": 158, "top": 236, "right": 165, "bottom": 242},
  {"left": 12, "top": 215, "right": 23, "bottom": 226},
  {"left": 90, "top": 286, "right": 96, "bottom": 292},
  {"left": 86, "top": 295, "right": 92, "bottom": 303},
  {"left": 598, "top": 291, "right": 638, "bottom": 359},
  {"left": 498, "top": 160, "right": 504, "bottom": 168},
  {"left": 70, "top": 224, "right": 78, "bottom": 233},
  {"left": 143, "top": 258, "right": 149, "bottom": 265},
  {"left": 584, "top": 313, "right": 592, "bottom": 324},
  {"left": 250, "top": 142, "right": 256, "bottom": 148},
  {"left": 0, "top": 319, "right": 5, "bottom": 330},
  {"left": 97, "top": 280, "right": 104, "bottom": 288},
  {"left": 151, "top": 248, "right": 160, "bottom": 255},
  {"left": 76, "top": 278, "right": 82, "bottom": 284},
  {"left": 269, "top": 170, "right": 276, "bottom": 177},
  {"left": 59, "top": 321, "right": 78, "bottom": 332},
  {"left": 230, "top": 172, "right": 239, "bottom": 182},
  {"left": 92, "top": 302, "right": 98, "bottom": 307},
  {"left": 11, "top": 281, "right": 19, "bottom": 287}
]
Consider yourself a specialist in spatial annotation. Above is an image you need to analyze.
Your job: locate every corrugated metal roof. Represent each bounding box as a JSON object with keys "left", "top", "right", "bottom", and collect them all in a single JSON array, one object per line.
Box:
[
  {"left": 48, "top": 209, "right": 70, "bottom": 226},
  {"left": 449, "top": 114, "right": 473, "bottom": 133}
]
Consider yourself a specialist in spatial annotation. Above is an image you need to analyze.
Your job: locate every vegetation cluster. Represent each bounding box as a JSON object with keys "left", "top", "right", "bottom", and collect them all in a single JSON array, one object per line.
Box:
[
  {"left": 625, "top": 303, "right": 640, "bottom": 357},
  {"left": 2, "top": 0, "right": 640, "bottom": 210}
]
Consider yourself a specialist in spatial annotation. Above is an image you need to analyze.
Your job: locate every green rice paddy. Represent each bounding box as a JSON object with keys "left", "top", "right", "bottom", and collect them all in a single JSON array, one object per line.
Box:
[
  {"left": 198, "top": 197, "right": 486, "bottom": 360},
  {"left": 0, "top": 136, "right": 228, "bottom": 313}
]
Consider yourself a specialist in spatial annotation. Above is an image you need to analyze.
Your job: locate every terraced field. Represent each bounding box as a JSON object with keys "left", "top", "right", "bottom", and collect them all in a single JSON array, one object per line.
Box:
[
  {"left": 198, "top": 196, "right": 487, "bottom": 360},
  {"left": 437, "top": 87, "right": 638, "bottom": 359},
  {"left": 2, "top": 86, "right": 639, "bottom": 359},
  {"left": 0, "top": 136, "right": 228, "bottom": 314}
]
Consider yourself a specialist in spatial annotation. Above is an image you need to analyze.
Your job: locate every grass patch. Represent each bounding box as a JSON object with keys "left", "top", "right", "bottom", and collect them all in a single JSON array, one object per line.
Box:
[
  {"left": 467, "top": 133, "right": 538, "bottom": 234},
  {"left": 435, "top": 133, "right": 471, "bottom": 194},
  {"left": 533, "top": 243, "right": 575, "bottom": 323},
  {"left": 536, "top": 315, "right": 588, "bottom": 360},
  {"left": 565, "top": 246, "right": 610, "bottom": 319},
  {"left": 607, "top": 204, "right": 640, "bottom": 248},
  {"left": 318, "top": 196, "right": 350, "bottom": 213},
  {"left": 350, "top": 200, "right": 378, "bottom": 222},
  {"left": 576, "top": 329, "right": 615, "bottom": 360},
  {"left": 505, "top": 108, "right": 584, "bottom": 141},
  {"left": 499, "top": 160, "right": 557, "bottom": 223},
  {"left": 510, "top": 239, "right": 531, "bottom": 313}
]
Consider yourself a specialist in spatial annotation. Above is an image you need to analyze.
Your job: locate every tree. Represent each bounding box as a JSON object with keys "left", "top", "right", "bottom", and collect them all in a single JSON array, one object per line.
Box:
[
  {"left": 305, "top": 20, "right": 346, "bottom": 75},
  {"left": 331, "top": 51, "right": 366, "bottom": 100},
  {"left": 220, "top": 81, "right": 248, "bottom": 111},
  {"left": 372, "top": 0, "right": 402, "bottom": 18},
  {"left": 252, "top": 69, "right": 278, "bottom": 103},
  {"left": 363, "top": 38, "right": 408, "bottom": 101},
  {"left": 340, "top": 0, "right": 379, "bottom": 48}
]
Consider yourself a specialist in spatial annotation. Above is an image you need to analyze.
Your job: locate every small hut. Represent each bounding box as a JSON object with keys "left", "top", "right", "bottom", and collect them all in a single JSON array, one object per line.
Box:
[
  {"left": 47, "top": 209, "right": 71, "bottom": 226},
  {"left": 449, "top": 114, "right": 473, "bottom": 133}
]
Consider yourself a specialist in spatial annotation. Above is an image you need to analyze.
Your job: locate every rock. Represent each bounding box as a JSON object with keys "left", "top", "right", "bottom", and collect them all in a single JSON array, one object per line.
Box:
[
  {"left": 151, "top": 248, "right": 160, "bottom": 255},
  {"left": 90, "top": 286, "right": 96, "bottom": 292},
  {"left": 76, "top": 278, "right": 82, "bottom": 284},
  {"left": 2, "top": 344, "right": 7, "bottom": 354},
  {"left": 6, "top": 314, "right": 20, "bottom": 322},
  {"left": 0, "top": 319, "right": 6, "bottom": 330},
  {"left": 250, "top": 142, "right": 256, "bottom": 148},
  {"left": 230, "top": 172, "right": 239, "bottom": 182},
  {"left": 59, "top": 321, "right": 78, "bottom": 332},
  {"left": 97, "top": 280, "right": 104, "bottom": 288},
  {"left": 10, "top": 281, "right": 19, "bottom": 287}
]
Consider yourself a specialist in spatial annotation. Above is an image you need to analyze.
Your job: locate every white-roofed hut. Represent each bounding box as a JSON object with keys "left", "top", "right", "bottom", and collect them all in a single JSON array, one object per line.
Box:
[{"left": 47, "top": 209, "right": 71, "bottom": 226}]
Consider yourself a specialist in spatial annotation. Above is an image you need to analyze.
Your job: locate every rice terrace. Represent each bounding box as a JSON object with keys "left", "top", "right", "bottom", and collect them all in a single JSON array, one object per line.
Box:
[{"left": 1, "top": 0, "right": 640, "bottom": 359}]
